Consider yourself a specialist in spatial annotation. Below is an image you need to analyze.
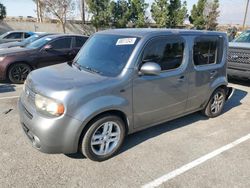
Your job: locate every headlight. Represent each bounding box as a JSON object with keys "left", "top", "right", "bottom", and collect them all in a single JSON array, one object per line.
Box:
[
  {"left": 35, "top": 94, "right": 65, "bottom": 117},
  {"left": 0, "top": 56, "right": 5, "bottom": 61}
]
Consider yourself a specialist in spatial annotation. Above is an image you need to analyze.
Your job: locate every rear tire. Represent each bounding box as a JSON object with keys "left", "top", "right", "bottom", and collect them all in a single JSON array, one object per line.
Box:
[
  {"left": 202, "top": 88, "right": 226, "bottom": 118},
  {"left": 8, "top": 63, "right": 31, "bottom": 84},
  {"left": 80, "top": 115, "right": 126, "bottom": 162}
]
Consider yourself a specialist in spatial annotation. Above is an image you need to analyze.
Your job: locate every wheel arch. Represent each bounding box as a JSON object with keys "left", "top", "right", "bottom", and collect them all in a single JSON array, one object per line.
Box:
[{"left": 77, "top": 109, "right": 129, "bottom": 152}]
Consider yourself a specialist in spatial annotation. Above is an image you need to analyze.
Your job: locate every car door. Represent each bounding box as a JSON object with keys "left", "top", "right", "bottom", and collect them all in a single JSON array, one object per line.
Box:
[
  {"left": 186, "top": 36, "right": 224, "bottom": 111},
  {"left": 133, "top": 36, "right": 189, "bottom": 129},
  {"left": 36, "top": 37, "right": 73, "bottom": 68}
]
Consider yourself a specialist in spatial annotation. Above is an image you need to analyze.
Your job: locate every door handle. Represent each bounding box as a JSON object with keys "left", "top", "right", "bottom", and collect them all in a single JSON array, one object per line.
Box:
[
  {"left": 178, "top": 75, "right": 185, "bottom": 82},
  {"left": 210, "top": 70, "right": 217, "bottom": 79}
]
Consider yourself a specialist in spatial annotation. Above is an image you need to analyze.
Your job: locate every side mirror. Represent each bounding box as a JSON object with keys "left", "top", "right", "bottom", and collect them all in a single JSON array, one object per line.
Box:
[
  {"left": 139, "top": 62, "right": 161, "bottom": 76},
  {"left": 43, "top": 44, "right": 52, "bottom": 51}
]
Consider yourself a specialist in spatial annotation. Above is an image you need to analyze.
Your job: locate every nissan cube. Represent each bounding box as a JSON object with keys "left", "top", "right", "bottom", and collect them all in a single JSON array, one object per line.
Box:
[{"left": 18, "top": 29, "right": 233, "bottom": 161}]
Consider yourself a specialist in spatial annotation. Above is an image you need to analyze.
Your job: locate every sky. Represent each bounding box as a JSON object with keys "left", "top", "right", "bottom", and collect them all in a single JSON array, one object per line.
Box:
[{"left": 0, "top": 0, "right": 249, "bottom": 25}]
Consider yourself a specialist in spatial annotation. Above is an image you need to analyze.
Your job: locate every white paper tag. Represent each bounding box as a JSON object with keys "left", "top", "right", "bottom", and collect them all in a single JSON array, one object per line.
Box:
[{"left": 116, "top": 38, "right": 137, "bottom": 46}]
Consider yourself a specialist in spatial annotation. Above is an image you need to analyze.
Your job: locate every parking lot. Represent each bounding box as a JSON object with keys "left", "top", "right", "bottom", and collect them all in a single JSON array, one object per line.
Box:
[{"left": 0, "top": 80, "right": 250, "bottom": 188}]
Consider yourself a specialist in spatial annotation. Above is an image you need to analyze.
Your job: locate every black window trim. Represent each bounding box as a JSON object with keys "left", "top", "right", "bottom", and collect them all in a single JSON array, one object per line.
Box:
[
  {"left": 137, "top": 35, "right": 187, "bottom": 73},
  {"left": 73, "top": 36, "right": 88, "bottom": 48}
]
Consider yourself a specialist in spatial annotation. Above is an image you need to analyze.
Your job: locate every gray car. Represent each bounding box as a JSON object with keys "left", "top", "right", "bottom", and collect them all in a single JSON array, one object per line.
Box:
[
  {"left": 0, "top": 31, "right": 34, "bottom": 44},
  {"left": 18, "top": 29, "right": 233, "bottom": 161},
  {"left": 0, "top": 32, "right": 55, "bottom": 49}
]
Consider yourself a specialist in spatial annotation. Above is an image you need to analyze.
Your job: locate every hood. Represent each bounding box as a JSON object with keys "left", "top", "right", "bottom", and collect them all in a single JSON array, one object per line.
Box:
[
  {"left": 229, "top": 42, "right": 250, "bottom": 50},
  {"left": 0, "top": 41, "right": 22, "bottom": 49},
  {"left": 0, "top": 47, "right": 35, "bottom": 56},
  {"left": 27, "top": 63, "right": 111, "bottom": 94}
]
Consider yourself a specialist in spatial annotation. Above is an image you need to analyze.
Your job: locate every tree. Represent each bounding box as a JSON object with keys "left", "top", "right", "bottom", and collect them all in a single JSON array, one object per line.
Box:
[
  {"left": 189, "top": 0, "right": 207, "bottom": 29},
  {"left": 129, "top": 0, "right": 148, "bottom": 28},
  {"left": 43, "top": 0, "right": 75, "bottom": 33},
  {"left": 86, "top": 0, "right": 111, "bottom": 31},
  {"left": 0, "top": 3, "right": 6, "bottom": 20},
  {"left": 167, "top": 0, "right": 187, "bottom": 28},
  {"left": 109, "top": 0, "right": 131, "bottom": 28},
  {"left": 151, "top": 0, "right": 169, "bottom": 28},
  {"left": 204, "top": 0, "right": 220, "bottom": 30},
  {"left": 32, "top": 0, "right": 45, "bottom": 22}
]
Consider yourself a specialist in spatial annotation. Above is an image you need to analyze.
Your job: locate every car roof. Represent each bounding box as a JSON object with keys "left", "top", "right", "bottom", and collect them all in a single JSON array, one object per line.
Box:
[
  {"left": 43, "top": 34, "right": 89, "bottom": 39},
  {"left": 98, "top": 28, "right": 227, "bottom": 38},
  {"left": 7, "top": 30, "right": 34, "bottom": 34},
  {"left": 33, "top": 32, "right": 56, "bottom": 36}
]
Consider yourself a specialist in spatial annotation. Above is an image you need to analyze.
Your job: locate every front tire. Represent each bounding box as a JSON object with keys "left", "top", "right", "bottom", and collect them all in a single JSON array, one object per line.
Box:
[
  {"left": 8, "top": 63, "right": 31, "bottom": 84},
  {"left": 80, "top": 115, "right": 126, "bottom": 161},
  {"left": 202, "top": 88, "right": 226, "bottom": 118}
]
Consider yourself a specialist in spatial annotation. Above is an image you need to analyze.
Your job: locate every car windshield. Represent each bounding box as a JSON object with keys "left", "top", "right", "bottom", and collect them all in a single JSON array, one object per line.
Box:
[
  {"left": 22, "top": 34, "right": 41, "bottom": 46},
  {"left": 233, "top": 31, "right": 250, "bottom": 43},
  {"left": 73, "top": 34, "right": 140, "bottom": 77},
  {"left": 26, "top": 36, "right": 52, "bottom": 49}
]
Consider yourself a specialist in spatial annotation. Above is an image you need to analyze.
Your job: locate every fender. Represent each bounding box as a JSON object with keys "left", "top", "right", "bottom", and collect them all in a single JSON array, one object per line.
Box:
[
  {"left": 210, "top": 76, "right": 228, "bottom": 93},
  {"left": 70, "top": 95, "right": 132, "bottom": 146}
]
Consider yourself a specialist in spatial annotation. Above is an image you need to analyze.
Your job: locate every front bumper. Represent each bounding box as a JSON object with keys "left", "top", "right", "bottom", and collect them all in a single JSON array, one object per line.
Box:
[
  {"left": 227, "top": 67, "right": 250, "bottom": 80},
  {"left": 18, "top": 99, "right": 83, "bottom": 154}
]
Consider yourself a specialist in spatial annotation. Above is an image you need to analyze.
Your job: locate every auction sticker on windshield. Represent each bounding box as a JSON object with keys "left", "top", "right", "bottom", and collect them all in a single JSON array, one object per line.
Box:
[{"left": 116, "top": 38, "right": 137, "bottom": 45}]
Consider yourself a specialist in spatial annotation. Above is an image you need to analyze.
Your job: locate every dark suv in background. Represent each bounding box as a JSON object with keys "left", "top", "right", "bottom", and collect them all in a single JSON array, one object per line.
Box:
[
  {"left": 227, "top": 30, "right": 250, "bottom": 80},
  {"left": 0, "top": 34, "right": 88, "bottom": 83}
]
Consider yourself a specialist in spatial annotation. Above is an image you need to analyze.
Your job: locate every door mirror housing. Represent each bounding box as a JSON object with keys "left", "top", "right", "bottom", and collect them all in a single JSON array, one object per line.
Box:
[{"left": 139, "top": 62, "right": 161, "bottom": 76}]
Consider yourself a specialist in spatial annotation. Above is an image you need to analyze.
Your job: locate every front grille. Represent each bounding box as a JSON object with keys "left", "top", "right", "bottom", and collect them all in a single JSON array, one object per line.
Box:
[
  {"left": 21, "top": 84, "right": 36, "bottom": 119},
  {"left": 228, "top": 48, "right": 250, "bottom": 64},
  {"left": 22, "top": 123, "right": 34, "bottom": 142},
  {"left": 23, "top": 104, "right": 33, "bottom": 119},
  {"left": 24, "top": 84, "right": 36, "bottom": 108}
]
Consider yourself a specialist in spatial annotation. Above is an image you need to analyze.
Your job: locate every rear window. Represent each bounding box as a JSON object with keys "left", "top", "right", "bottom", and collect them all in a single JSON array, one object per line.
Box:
[
  {"left": 24, "top": 33, "right": 32, "bottom": 38},
  {"left": 193, "top": 36, "right": 223, "bottom": 66},
  {"left": 75, "top": 36, "right": 88, "bottom": 48}
]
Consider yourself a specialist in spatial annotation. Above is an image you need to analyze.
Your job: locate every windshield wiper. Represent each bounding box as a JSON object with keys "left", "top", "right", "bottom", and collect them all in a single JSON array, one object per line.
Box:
[
  {"left": 73, "top": 62, "right": 101, "bottom": 75},
  {"left": 73, "top": 62, "right": 82, "bottom": 71}
]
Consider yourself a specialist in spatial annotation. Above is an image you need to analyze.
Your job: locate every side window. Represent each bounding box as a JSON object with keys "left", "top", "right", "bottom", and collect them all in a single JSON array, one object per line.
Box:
[
  {"left": 142, "top": 37, "right": 185, "bottom": 71},
  {"left": 193, "top": 37, "right": 223, "bottom": 66},
  {"left": 75, "top": 36, "right": 87, "bottom": 48},
  {"left": 24, "top": 33, "right": 31, "bottom": 38},
  {"left": 50, "top": 38, "right": 72, "bottom": 50},
  {"left": 4, "top": 32, "right": 22, "bottom": 39}
]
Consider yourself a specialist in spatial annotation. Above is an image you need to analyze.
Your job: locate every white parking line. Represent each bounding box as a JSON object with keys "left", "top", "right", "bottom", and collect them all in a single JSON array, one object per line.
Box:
[
  {"left": 142, "top": 133, "right": 250, "bottom": 188},
  {"left": 0, "top": 96, "right": 19, "bottom": 100}
]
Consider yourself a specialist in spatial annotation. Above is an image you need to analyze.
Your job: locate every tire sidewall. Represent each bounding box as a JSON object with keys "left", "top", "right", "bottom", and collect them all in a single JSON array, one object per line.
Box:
[
  {"left": 205, "top": 88, "right": 226, "bottom": 118},
  {"left": 81, "top": 115, "right": 126, "bottom": 162}
]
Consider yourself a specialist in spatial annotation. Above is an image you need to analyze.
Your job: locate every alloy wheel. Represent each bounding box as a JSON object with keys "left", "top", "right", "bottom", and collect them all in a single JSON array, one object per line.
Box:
[
  {"left": 9, "top": 64, "right": 31, "bottom": 83},
  {"left": 91, "top": 121, "right": 121, "bottom": 156},
  {"left": 211, "top": 92, "right": 224, "bottom": 114}
]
